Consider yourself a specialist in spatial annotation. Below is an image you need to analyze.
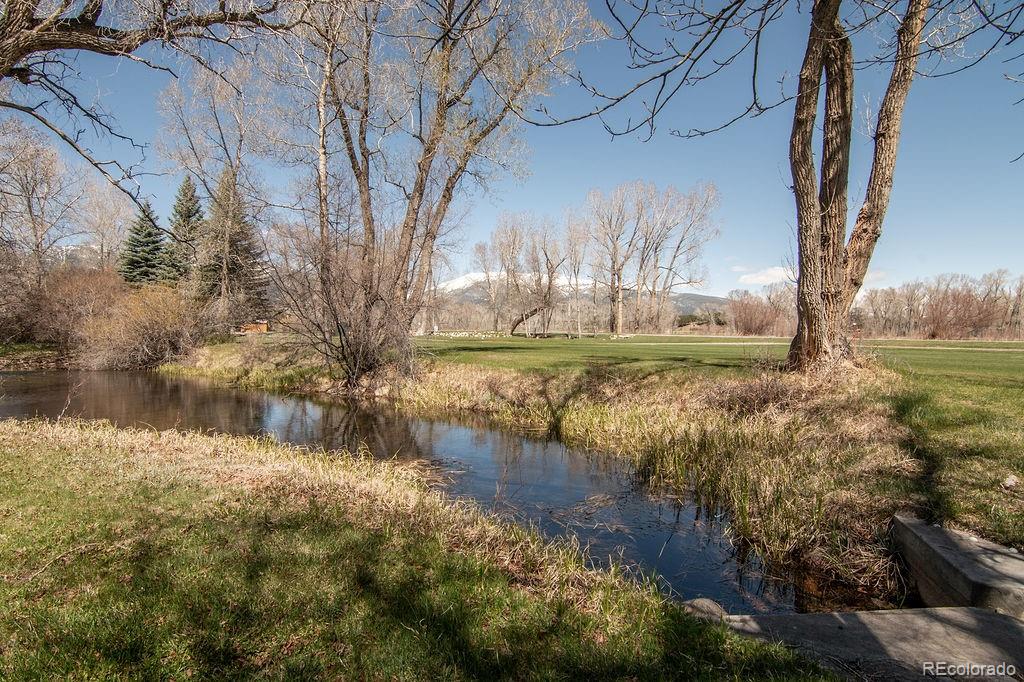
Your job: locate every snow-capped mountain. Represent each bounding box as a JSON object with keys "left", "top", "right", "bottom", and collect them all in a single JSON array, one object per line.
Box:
[{"left": 437, "top": 272, "right": 727, "bottom": 314}]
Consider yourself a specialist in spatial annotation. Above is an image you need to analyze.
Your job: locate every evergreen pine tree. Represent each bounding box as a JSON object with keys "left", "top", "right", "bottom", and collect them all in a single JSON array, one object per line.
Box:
[
  {"left": 195, "top": 166, "right": 269, "bottom": 325},
  {"left": 118, "top": 201, "right": 172, "bottom": 284},
  {"left": 166, "top": 175, "right": 204, "bottom": 280}
]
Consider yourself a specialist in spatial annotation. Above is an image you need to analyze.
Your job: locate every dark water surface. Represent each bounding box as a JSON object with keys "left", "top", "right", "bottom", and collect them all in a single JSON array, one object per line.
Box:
[{"left": 1, "top": 370, "right": 813, "bottom": 614}]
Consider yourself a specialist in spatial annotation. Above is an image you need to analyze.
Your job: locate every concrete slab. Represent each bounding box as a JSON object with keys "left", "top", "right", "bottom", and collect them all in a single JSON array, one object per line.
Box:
[
  {"left": 728, "top": 607, "right": 1024, "bottom": 680},
  {"left": 893, "top": 514, "right": 1024, "bottom": 618}
]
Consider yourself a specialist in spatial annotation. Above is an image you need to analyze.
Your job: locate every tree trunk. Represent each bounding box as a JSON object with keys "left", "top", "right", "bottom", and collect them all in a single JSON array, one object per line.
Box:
[
  {"left": 511, "top": 306, "right": 546, "bottom": 335},
  {"left": 614, "top": 275, "right": 624, "bottom": 334},
  {"left": 788, "top": 0, "right": 842, "bottom": 367},
  {"left": 818, "top": 15, "right": 854, "bottom": 357},
  {"left": 575, "top": 287, "right": 583, "bottom": 338},
  {"left": 789, "top": 0, "right": 929, "bottom": 370},
  {"left": 841, "top": 0, "right": 930, "bottom": 311}
]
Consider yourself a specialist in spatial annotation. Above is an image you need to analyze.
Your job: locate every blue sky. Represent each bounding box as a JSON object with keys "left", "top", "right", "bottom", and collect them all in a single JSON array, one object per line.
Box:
[{"left": 54, "top": 4, "right": 1023, "bottom": 297}]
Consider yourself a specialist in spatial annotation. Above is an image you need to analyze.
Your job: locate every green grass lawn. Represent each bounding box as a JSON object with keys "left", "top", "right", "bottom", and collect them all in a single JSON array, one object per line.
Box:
[
  {"left": 416, "top": 334, "right": 1024, "bottom": 375},
  {"left": 415, "top": 335, "right": 788, "bottom": 375},
  {"left": 872, "top": 345, "right": 1024, "bottom": 546},
  {"left": 0, "top": 419, "right": 824, "bottom": 680}
]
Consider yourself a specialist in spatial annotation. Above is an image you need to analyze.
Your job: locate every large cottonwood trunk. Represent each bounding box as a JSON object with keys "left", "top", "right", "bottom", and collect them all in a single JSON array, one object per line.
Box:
[
  {"left": 788, "top": 0, "right": 929, "bottom": 369},
  {"left": 788, "top": 0, "right": 845, "bottom": 367},
  {"left": 841, "top": 0, "right": 930, "bottom": 311}
]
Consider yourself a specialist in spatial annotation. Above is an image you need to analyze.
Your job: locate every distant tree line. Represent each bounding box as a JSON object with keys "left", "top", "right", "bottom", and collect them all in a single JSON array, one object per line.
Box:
[
  {"left": 724, "top": 285, "right": 798, "bottom": 337},
  {"left": 450, "top": 180, "right": 719, "bottom": 336},
  {"left": 856, "top": 272, "right": 1024, "bottom": 340},
  {"left": 719, "top": 271, "right": 1024, "bottom": 341}
]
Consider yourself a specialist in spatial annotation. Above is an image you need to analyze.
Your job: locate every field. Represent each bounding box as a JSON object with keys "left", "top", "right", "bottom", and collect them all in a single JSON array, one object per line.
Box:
[
  {"left": 0, "top": 419, "right": 821, "bottom": 679},
  {"left": 416, "top": 333, "right": 1024, "bottom": 374}
]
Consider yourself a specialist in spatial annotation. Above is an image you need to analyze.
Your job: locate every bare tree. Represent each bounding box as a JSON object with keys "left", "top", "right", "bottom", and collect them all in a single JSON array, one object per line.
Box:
[
  {"left": 79, "top": 179, "right": 133, "bottom": 266},
  {"left": 1010, "top": 277, "right": 1024, "bottom": 339},
  {"left": 639, "top": 182, "right": 718, "bottom": 331},
  {"left": 589, "top": 183, "right": 639, "bottom": 335},
  {"left": 247, "top": 0, "right": 595, "bottom": 383},
  {"left": 0, "top": 0, "right": 288, "bottom": 194},
  {"left": 549, "top": 0, "right": 1024, "bottom": 367},
  {"left": 159, "top": 63, "right": 263, "bottom": 200},
  {"left": 589, "top": 180, "right": 717, "bottom": 334},
  {"left": 562, "top": 212, "right": 589, "bottom": 338},
  {"left": 516, "top": 221, "right": 564, "bottom": 335},
  {"left": 473, "top": 241, "right": 502, "bottom": 332},
  {"left": 0, "top": 120, "right": 82, "bottom": 288},
  {"left": 494, "top": 215, "right": 526, "bottom": 332}
]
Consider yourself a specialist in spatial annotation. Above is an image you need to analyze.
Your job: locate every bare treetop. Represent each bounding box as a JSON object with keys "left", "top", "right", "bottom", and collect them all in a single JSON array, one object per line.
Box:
[
  {"left": 0, "top": 0, "right": 290, "bottom": 193},
  {"left": 540, "top": 0, "right": 1024, "bottom": 138}
]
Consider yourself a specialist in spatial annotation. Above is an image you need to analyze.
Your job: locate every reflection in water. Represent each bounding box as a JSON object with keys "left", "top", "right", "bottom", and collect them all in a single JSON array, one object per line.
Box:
[{"left": 1, "top": 370, "right": 807, "bottom": 614}]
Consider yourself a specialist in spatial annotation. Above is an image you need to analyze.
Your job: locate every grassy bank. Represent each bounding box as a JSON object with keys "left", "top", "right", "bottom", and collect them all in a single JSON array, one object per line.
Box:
[
  {"left": 161, "top": 334, "right": 1024, "bottom": 599},
  {"left": 0, "top": 419, "right": 822, "bottom": 679},
  {"left": 0, "top": 342, "right": 61, "bottom": 370}
]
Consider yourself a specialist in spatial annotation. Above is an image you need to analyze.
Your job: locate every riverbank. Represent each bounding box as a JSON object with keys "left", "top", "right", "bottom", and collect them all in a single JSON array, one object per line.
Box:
[
  {"left": 161, "top": 334, "right": 1024, "bottom": 603},
  {"left": 0, "top": 343, "right": 63, "bottom": 371},
  {"left": 0, "top": 418, "right": 822, "bottom": 679}
]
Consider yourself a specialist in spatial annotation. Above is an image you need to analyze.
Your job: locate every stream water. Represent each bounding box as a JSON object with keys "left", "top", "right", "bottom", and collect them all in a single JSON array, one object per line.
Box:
[{"left": 1, "top": 370, "right": 823, "bottom": 614}]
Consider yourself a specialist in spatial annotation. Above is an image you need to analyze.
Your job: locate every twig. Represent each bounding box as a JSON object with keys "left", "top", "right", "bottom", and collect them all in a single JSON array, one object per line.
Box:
[{"left": 23, "top": 542, "right": 104, "bottom": 583}]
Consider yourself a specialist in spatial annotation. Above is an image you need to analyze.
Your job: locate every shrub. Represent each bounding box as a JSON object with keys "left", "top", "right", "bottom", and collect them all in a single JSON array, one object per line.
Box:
[
  {"left": 81, "top": 285, "right": 207, "bottom": 369},
  {"left": 35, "top": 267, "right": 126, "bottom": 350},
  {"left": 0, "top": 246, "right": 34, "bottom": 343}
]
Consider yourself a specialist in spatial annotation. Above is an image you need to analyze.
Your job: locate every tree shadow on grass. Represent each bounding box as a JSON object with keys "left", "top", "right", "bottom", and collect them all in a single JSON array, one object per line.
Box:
[
  {"left": 479, "top": 359, "right": 678, "bottom": 442},
  {"left": 21, "top": 502, "right": 816, "bottom": 680},
  {"left": 886, "top": 389, "right": 1004, "bottom": 527}
]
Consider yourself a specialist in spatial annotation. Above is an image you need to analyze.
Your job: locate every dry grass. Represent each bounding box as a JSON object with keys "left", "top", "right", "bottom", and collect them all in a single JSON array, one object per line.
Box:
[
  {"left": 398, "top": 362, "right": 914, "bottom": 598},
  {"left": 0, "top": 418, "right": 824, "bottom": 679},
  {"left": 0, "top": 418, "right": 605, "bottom": 608}
]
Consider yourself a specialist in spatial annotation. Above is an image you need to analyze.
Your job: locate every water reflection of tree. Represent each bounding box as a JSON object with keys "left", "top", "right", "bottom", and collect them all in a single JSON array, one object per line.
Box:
[
  {"left": 266, "top": 399, "right": 428, "bottom": 462},
  {"left": 74, "top": 372, "right": 272, "bottom": 436},
  {"left": 8, "top": 373, "right": 819, "bottom": 613}
]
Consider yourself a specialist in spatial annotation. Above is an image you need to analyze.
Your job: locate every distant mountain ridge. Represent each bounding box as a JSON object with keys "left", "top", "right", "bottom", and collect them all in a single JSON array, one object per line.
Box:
[{"left": 437, "top": 272, "right": 727, "bottom": 314}]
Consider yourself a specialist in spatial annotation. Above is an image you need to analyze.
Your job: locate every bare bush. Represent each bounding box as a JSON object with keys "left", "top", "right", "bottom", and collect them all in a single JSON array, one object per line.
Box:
[
  {"left": 726, "top": 290, "right": 782, "bottom": 336},
  {"left": 855, "top": 270, "right": 1024, "bottom": 340},
  {"left": 81, "top": 286, "right": 206, "bottom": 369},
  {"left": 269, "top": 213, "right": 413, "bottom": 387},
  {"left": 0, "top": 240, "right": 31, "bottom": 342},
  {"left": 35, "top": 268, "right": 126, "bottom": 350}
]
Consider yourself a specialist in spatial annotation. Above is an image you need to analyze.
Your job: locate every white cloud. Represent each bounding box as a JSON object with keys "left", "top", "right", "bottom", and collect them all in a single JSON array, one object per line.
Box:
[
  {"left": 864, "top": 270, "right": 887, "bottom": 285},
  {"left": 738, "top": 266, "right": 794, "bottom": 286},
  {"left": 729, "top": 265, "right": 749, "bottom": 273}
]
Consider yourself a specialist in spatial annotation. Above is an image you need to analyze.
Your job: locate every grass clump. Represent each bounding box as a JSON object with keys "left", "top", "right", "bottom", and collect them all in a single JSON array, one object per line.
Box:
[
  {"left": 0, "top": 418, "right": 825, "bottom": 680},
  {"left": 397, "top": 362, "right": 911, "bottom": 598}
]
